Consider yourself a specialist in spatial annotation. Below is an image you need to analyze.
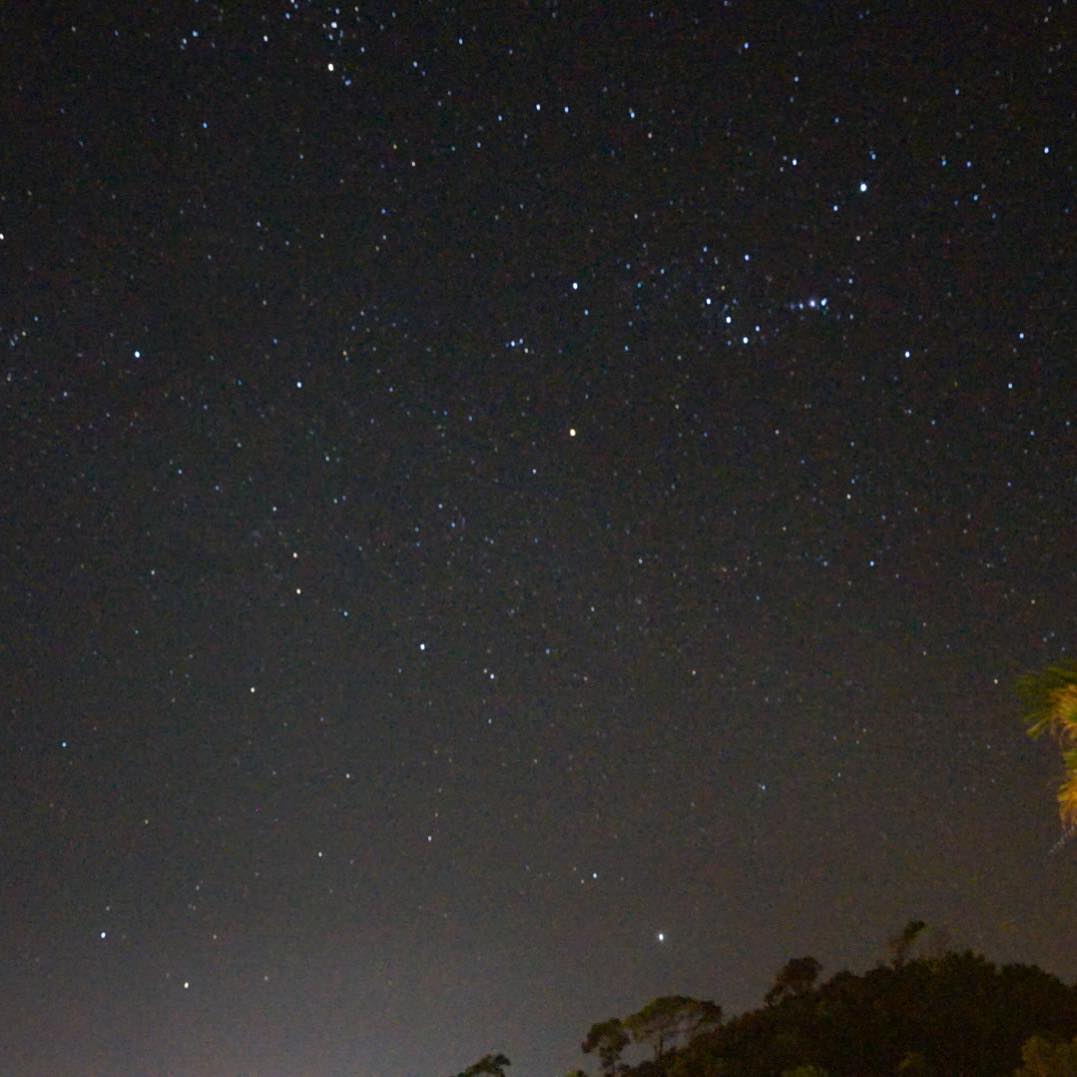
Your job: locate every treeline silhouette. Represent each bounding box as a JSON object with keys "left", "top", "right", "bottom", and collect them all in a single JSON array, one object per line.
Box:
[
  {"left": 450, "top": 921, "right": 1077, "bottom": 1076},
  {"left": 452, "top": 663, "right": 1077, "bottom": 1077}
]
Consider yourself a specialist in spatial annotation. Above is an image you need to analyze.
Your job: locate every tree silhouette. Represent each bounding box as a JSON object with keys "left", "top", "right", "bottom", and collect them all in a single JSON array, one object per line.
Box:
[
  {"left": 452, "top": 1052, "right": 511, "bottom": 1077},
  {"left": 624, "top": 996, "right": 722, "bottom": 1060},
  {"left": 466, "top": 920, "right": 1077, "bottom": 1076},
  {"left": 886, "top": 919, "right": 926, "bottom": 968},
  {"left": 581, "top": 1018, "right": 630, "bottom": 1075},
  {"left": 1015, "top": 1034, "right": 1077, "bottom": 1076},
  {"left": 765, "top": 957, "right": 823, "bottom": 1006},
  {"left": 1018, "top": 661, "right": 1077, "bottom": 834}
]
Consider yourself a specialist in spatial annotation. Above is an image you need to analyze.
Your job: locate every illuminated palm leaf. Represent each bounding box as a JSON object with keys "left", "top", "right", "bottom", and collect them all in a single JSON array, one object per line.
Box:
[
  {"left": 1059, "top": 749, "right": 1077, "bottom": 830},
  {"left": 1017, "top": 664, "right": 1077, "bottom": 741},
  {"left": 1017, "top": 663, "right": 1077, "bottom": 834}
]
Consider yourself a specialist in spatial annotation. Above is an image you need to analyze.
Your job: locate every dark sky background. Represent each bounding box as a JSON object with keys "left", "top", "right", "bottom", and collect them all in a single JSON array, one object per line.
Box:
[{"left": 2, "top": 3, "right": 1074, "bottom": 1075}]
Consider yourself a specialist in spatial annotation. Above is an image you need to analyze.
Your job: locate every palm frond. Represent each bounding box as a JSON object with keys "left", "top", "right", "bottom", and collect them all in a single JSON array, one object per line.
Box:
[
  {"left": 1058, "top": 772, "right": 1077, "bottom": 829},
  {"left": 1058, "top": 749, "right": 1077, "bottom": 830},
  {"left": 1017, "top": 663, "right": 1077, "bottom": 740}
]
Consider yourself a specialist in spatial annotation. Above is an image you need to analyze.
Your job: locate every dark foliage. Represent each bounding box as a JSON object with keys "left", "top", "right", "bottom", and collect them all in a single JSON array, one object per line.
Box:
[
  {"left": 451, "top": 1051, "right": 511, "bottom": 1076},
  {"left": 595, "top": 949, "right": 1077, "bottom": 1077}
]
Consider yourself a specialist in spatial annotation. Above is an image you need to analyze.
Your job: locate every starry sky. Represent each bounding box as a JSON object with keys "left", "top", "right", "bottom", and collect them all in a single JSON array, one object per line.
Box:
[{"left": 2, "top": 3, "right": 1074, "bottom": 1075}]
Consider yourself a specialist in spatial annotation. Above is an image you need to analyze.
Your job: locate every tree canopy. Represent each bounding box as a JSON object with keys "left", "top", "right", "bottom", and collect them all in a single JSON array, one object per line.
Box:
[
  {"left": 565, "top": 933, "right": 1077, "bottom": 1076},
  {"left": 449, "top": 923, "right": 1077, "bottom": 1076},
  {"left": 1015, "top": 1034, "right": 1077, "bottom": 1077},
  {"left": 451, "top": 1052, "right": 511, "bottom": 1077},
  {"left": 623, "top": 996, "right": 722, "bottom": 1059},
  {"left": 581, "top": 1018, "right": 630, "bottom": 1074}
]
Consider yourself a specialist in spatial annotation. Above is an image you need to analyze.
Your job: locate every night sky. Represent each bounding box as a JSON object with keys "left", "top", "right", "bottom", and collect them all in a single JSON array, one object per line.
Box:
[{"left": 3, "top": 3, "right": 1074, "bottom": 1075}]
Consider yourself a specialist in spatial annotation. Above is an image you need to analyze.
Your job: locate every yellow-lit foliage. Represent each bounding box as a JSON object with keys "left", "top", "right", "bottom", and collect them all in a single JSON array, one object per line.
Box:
[
  {"left": 1018, "top": 664, "right": 1077, "bottom": 834},
  {"left": 1060, "top": 751, "right": 1077, "bottom": 830}
]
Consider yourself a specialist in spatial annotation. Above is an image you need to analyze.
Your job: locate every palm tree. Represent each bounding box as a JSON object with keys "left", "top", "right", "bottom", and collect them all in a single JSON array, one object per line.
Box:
[{"left": 1017, "top": 661, "right": 1077, "bottom": 833}]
